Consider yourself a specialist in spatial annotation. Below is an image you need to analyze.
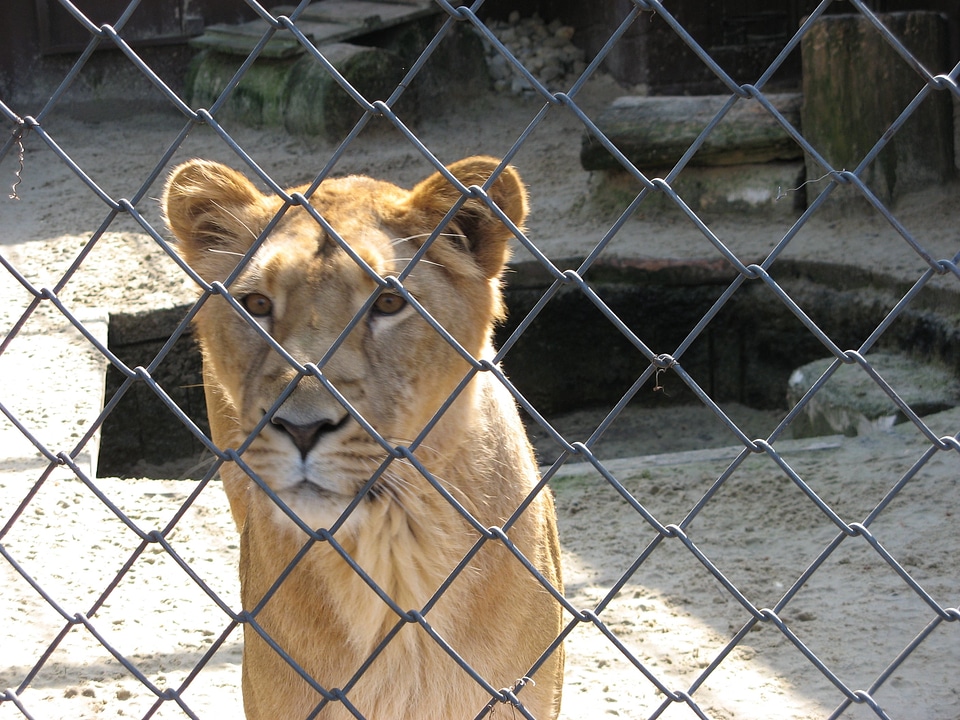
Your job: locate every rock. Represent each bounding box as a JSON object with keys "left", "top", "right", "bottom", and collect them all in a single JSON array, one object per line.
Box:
[
  {"left": 786, "top": 352, "right": 960, "bottom": 438},
  {"left": 800, "top": 12, "right": 954, "bottom": 208},
  {"left": 283, "top": 43, "right": 403, "bottom": 137},
  {"left": 581, "top": 93, "right": 803, "bottom": 172},
  {"left": 185, "top": 15, "right": 489, "bottom": 138},
  {"left": 587, "top": 160, "right": 804, "bottom": 219},
  {"left": 482, "top": 14, "right": 587, "bottom": 94}
]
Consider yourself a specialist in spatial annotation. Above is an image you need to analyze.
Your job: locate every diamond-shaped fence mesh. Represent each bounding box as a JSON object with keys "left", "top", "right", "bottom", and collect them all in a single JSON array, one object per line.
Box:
[{"left": 2, "top": 0, "right": 959, "bottom": 718}]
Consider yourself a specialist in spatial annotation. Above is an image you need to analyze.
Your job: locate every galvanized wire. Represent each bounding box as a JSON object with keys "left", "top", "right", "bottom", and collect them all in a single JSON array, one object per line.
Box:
[{"left": 1, "top": 1, "right": 958, "bottom": 719}]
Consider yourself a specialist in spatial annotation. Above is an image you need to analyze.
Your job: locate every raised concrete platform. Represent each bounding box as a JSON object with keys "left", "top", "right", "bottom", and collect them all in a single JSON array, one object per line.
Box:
[
  {"left": 581, "top": 93, "right": 803, "bottom": 172},
  {"left": 190, "top": 1, "right": 442, "bottom": 58},
  {"left": 0, "top": 307, "right": 108, "bottom": 483},
  {"left": 185, "top": 0, "right": 487, "bottom": 138}
]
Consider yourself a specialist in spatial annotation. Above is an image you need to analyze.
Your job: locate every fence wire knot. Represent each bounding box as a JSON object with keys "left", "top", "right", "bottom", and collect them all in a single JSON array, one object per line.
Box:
[
  {"left": 652, "top": 354, "right": 677, "bottom": 394},
  {"left": 7, "top": 126, "right": 26, "bottom": 201}
]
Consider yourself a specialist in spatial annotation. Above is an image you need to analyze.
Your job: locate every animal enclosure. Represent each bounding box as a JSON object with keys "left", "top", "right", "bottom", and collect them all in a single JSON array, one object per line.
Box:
[{"left": 2, "top": 1, "right": 959, "bottom": 719}]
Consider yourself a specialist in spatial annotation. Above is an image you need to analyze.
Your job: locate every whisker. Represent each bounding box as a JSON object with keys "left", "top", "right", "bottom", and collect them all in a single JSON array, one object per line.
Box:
[
  {"left": 383, "top": 257, "right": 445, "bottom": 269},
  {"left": 210, "top": 199, "right": 259, "bottom": 241},
  {"left": 358, "top": 457, "right": 423, "bottom": 515},
  {"left": 207, "top": 248, "right": 247, "bottom": 258},
  {"left": 387, "top": 438, "right": 443, "bottom": 458},
  {"left": 387, "top": 453, "right": 475, "bottom": 510},
  {"left": 390, "top": 232, "right": 468, "bottom": 245}
]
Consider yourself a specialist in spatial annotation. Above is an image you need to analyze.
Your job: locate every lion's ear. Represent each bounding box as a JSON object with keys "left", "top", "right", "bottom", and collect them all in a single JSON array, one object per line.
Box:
[
  {"left": 405, "top": 156, "right": 528, "bottom": 279},
  {"left": 161, "top": 160, "right": 271, "bottom": 281}
]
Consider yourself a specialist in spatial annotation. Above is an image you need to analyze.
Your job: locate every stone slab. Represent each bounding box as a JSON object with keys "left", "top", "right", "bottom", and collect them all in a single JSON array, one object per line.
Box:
[
  {"left": 185, "top": 15, "right": 489, "bottom": 139},
  {"left": 186, "top": 42, "right": 404, "bottom": 138},
  {"left": 581, "top": 93, "right": 803, "bottom": 172},
  {"left": 786, "top": 351, "right": 960, "bottom": 438},
  {"left": 281, "top": 0, "right": 438, "bottom": 27},
  {"left": 189, "top": 22, "right": 306, "bottom": 59},
  {"left": 190, "top": 0, "right": 440, "bottom": 57},
  {"left": 586, "top": 160, "right": 805, "bottom": 219}
]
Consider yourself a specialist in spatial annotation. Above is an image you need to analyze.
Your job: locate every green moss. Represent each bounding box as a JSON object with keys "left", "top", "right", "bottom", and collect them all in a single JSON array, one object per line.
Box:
[{"left": 184, "top": 44, "right": 404, "bottom": 138}]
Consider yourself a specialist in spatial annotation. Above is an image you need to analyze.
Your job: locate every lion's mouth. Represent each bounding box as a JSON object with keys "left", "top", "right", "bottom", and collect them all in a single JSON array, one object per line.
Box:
[
  {"left": 292, "top": 476, "right": 378, "bottom": 505},
  {"left": 296, "top": 479, "right": 338, "bottom": 499}
]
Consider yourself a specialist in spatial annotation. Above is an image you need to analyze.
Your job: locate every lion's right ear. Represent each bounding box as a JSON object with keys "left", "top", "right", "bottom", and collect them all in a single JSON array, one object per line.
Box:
[
  {"left": 161, "top": 160, "right": 271, "bottom": 281},
  {"left": 401, "top": 156, "right": 528, "bottom": 280}
]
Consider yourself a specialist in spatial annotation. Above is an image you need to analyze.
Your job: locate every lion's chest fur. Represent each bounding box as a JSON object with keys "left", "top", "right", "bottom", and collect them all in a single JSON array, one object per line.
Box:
[{"left": 238, "top": 441, "right": 520, "bottom": 719}]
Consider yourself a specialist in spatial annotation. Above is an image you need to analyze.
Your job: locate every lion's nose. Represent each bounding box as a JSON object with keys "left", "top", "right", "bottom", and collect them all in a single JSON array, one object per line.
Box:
[{"left": 270, "top": 415, "right": 347, "bottom": 458}]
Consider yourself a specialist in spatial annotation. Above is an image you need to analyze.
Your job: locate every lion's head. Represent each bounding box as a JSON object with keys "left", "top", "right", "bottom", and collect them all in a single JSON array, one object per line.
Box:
[{"left": 162, "top": 157, "right": 528, "bottom": 531}]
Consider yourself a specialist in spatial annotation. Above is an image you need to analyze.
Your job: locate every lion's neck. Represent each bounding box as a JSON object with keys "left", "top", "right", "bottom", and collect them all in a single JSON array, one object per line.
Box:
[
  {"left": 241, "top": 373, "right": 531, "bottom": 664},
  {"left": 245, "top": 467, "right": 473, "bottom": 653}
]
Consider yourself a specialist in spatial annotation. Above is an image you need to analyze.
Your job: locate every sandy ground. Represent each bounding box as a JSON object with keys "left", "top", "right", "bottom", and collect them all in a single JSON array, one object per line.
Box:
[
  {"left": 2, "top": 65, "right": 959, "bottom": 720},
  {"left": 3, "top": 418, "right": 959, "bottom": 720}
]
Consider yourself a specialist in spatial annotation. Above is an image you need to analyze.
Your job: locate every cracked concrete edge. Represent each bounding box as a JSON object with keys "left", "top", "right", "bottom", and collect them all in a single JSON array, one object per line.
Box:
[{"left": 544, "top": 435, "right": 847, "bottom": 481}]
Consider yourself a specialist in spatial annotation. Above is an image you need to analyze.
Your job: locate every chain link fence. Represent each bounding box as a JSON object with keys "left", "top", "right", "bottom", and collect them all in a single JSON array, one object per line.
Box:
[{"left": 2, "top": 0, "right": 959, "bottom": 718}]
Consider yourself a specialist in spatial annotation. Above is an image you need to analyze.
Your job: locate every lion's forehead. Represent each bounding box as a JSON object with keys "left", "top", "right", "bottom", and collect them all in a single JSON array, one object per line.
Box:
[
  {"left": 239, "top": 189, "right": 457, "bottom": 324},
  {"left": 246, "top": 229, "right": 441, "bottom": 329},
  {"left": 257, "top": 217, "right": 396, "bottom": 278}
]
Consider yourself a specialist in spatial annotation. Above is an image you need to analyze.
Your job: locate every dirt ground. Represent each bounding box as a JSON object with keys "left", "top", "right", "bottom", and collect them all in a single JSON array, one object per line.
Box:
[{"left": 2, "top": 67, "right": 959, "bottom": 720}]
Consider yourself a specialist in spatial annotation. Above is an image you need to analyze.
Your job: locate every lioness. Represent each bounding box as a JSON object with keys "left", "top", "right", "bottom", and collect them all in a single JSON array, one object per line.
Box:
[{"left": 162, "top": 156, "right": 564, "bottom": 719}]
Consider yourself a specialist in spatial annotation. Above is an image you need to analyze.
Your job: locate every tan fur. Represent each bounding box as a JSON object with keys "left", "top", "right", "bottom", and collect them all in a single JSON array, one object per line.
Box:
[{"left": 162, "top": 157, "right": 564, "bottom": 719}]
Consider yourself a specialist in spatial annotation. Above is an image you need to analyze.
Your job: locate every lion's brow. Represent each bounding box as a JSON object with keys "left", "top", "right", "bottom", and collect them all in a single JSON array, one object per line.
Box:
[
  {"left": 313, "top": 229, "right": 335, "bottom": 259},
  {"left": 386, "top": 232, "right": 465, "bottom": 270}
]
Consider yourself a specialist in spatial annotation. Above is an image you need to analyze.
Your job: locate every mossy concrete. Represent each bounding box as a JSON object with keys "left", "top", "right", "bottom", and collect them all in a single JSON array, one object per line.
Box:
[
  {"left": 587, "top": 160, "right": 805, "bottom": 219},
  {"left": 800, "top": 12, "right": 954, "bottom": 209},
  {"left": 787, "top": 352, "right": 960, "bottom": 438},
  {"left": 581, "top": 93, "right": 803, "bottom": 172},
  {"left": 186, "top": 43, "right": 403, "bottom": 138},
  {"left": 283, "top": 43, "right": 402, "bottom": 136},
  {"left": 581, "top": 93, "right": 806, "bottom": 218},
  {"left": 185, "top": 19, "right": 490, "bottom": 139}
]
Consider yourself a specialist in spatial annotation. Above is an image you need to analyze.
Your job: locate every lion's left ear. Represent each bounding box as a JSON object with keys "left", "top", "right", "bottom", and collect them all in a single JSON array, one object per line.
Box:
[{"left": 403, "top": 156, "right": 528, "bottom": 279}]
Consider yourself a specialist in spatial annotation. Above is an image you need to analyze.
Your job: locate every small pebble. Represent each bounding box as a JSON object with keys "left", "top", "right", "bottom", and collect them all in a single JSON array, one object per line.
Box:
[{"left": 482, "top": 14, "right": 587, "bottom": 94}]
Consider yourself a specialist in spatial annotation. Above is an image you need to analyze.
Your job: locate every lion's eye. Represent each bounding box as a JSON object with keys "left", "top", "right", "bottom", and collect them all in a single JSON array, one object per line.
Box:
[
  {"left": 242, "top": 293, "right": 273, "bottom": 317},
  {"left": 371, "top": 292, "right": 407, "bottom": 316}
]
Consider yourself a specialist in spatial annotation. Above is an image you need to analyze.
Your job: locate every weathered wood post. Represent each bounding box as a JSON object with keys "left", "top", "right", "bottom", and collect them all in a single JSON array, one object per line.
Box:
[{"left": 800, "top": 11, "right": 954, "bottom": 209}]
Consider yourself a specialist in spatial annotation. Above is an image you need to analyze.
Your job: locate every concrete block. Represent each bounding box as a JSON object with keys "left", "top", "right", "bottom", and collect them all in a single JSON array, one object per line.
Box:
[
  {"left": 586, "top": 160, "right": 805, "bottom": 219},
  {"left": 186, "top": 42, "right": 403, "bottom": 138},
  {"left": 581, "top": 93, "right": 803, "bottom": 172},
  {"left": 787, "top": 352, "right": 960, "bottom": 438},
  {"left": 282, "top": 43, "right": 402, "bottom": 137}
]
